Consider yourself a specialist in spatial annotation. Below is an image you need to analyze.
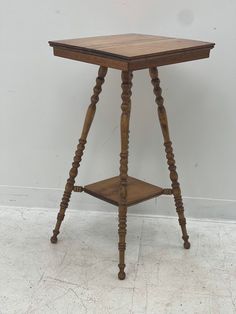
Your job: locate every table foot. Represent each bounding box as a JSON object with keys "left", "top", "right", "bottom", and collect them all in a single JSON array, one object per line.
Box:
[
  {"left": 184, "top": 241, "right": 191, "bottom": 249},
  {"left": 50, "top": 235, "right": 58, "bottom": 244},
  {"left": 118, "top": 270, "right": 126, "bottom": 280}
]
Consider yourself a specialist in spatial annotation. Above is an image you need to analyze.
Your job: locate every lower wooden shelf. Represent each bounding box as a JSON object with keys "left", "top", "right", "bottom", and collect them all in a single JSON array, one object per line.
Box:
[{"left": 83, "top": 176, "right": 164, "bottom": 207}]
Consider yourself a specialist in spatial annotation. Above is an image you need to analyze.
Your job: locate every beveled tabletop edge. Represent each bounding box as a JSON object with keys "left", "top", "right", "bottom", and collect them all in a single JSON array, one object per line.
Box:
[
  {"left": 49, "top": 41, "right": 133, "bottom": 61},
  {"left": 48, "top": 33, "right": 215, "bottom": 61}
]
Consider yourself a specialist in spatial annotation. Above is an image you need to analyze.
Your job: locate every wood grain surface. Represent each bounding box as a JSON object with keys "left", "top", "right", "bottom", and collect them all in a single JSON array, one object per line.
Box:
[
  {"left": 49, "top": 33, "right": 215, "bottom": 70},
  {"left": 84, "top": 176, "right": 164, "bottom": 206}
]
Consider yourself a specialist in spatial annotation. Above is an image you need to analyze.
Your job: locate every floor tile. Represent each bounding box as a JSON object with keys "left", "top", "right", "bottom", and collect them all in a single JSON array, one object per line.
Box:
[{"left": 0, "top": 207, "right": 236, "bottom": 314}]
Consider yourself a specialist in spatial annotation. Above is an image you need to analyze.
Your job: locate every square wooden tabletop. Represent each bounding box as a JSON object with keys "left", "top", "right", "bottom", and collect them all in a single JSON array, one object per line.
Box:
[{"left": 49, "top": 34, "right": 215, "bottom": 71}]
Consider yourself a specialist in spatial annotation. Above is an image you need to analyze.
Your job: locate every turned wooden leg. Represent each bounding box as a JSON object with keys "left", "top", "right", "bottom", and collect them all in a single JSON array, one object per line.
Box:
[
  {"left": 118, "top": 71, "right": 133, "bottom": 279},
  {"left": 50, "top": 66, "right": 108, "bottom": 244},
  {"left": 149, "top": 67, "right": 190, "bottom": 249}
]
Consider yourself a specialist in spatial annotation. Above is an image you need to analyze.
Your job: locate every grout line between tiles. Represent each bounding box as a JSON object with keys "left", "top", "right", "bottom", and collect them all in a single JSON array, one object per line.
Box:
[{"left": 130, "top": 218, "right": 144, "bottom": 314}]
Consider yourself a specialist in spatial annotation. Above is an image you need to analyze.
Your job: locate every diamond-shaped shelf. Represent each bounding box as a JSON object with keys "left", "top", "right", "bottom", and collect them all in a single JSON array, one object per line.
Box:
[{"left": 83, "top": 176, "right": 164, "bottom": 207}]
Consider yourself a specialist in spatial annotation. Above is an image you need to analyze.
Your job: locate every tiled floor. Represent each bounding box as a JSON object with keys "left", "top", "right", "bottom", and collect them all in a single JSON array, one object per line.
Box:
[{"left": 0, "top": 207, "right": 236, "bottom": 314}]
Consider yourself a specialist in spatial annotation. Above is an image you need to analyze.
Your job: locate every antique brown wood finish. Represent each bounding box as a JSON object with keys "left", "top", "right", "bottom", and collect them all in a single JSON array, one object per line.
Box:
[
  {"left": 50, "top": 66, "right": 107, "bottom": 243},
  {"left": 83, "top": 176, "right": 164, "bottom": 206},
  {"left": 49, "top": 34, "right": 214, "bottom": 71},
  {"left": 49, "top": 34, "right": 214, "bottom": 279},
  {"left": 149, "top": 67, "right": 190, "bottom": 249},
  {"left": 118, "top": 71, "right": 133, "bottom": 279}
]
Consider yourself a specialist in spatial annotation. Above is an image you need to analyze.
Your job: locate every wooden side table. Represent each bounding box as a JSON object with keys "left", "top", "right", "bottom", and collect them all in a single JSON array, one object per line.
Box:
[{"left": 49, "top": 34, "right": 215, "bottom": 280}]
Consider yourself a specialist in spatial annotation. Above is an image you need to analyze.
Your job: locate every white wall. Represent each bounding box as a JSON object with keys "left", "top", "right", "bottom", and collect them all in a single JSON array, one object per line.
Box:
[{"left": 1, "top": 0, "right": 236, "bottom": 219}]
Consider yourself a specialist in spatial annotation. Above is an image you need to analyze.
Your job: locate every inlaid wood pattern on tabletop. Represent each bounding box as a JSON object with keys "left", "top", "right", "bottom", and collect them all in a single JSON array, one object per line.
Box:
[
  {"left": 84, "top": 176, "right": 164, "bottom": 207},
  {"left": 49, "top": 34, "right": 215, "bottom": 70}
]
